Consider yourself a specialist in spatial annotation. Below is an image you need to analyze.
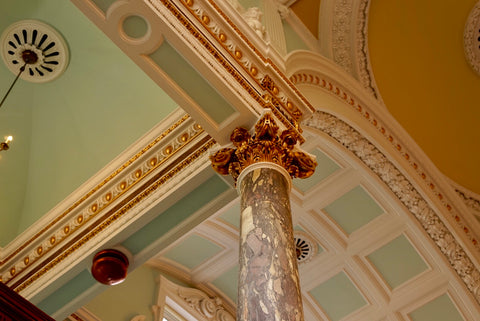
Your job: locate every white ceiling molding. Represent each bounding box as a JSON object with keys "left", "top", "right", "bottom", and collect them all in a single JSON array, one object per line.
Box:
[
  {"left": 320, "top": 0, "right": 382, "bottom": 100},
  {"left": 464, "top": 0, "right": 480, "bottom": 76},
  {"left": 0, "top": 108, "right": 216, "bottom": 299}
]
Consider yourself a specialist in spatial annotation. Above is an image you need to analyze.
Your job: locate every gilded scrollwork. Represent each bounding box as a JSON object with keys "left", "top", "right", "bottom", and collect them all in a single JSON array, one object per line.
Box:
[{"left": 210, "top": 113, "right": 316, "bottom": 182}]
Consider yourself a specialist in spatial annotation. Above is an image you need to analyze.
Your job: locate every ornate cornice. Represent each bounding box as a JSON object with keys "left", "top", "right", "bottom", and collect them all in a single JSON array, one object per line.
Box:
[
  {"left": 304, "top": 111, "right": 480, "bottom": 304},
  {"left": 329, "top": 0, "right": 380, "bottom": 98},
  {"left": 0, "top": 112, "right": 214, "bottom": 295},
  {"left": 210, "top": 112, "right": 316, "bottom": 182},
  {"left": 332, "top": 0, "right": 354, "bottom": 74},
  {"left": 145, "top": 0, "right": 311, "bottom": 127}
]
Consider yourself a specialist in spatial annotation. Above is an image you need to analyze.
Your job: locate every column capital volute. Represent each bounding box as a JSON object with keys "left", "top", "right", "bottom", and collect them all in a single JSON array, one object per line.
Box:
[{"left": 210, "top": 111, "right": 317, "bottom": 183}]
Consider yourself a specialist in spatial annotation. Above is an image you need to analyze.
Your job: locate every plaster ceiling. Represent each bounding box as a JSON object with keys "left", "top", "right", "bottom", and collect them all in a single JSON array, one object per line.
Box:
[
  {"left": 82, "top": 140, "right": 478, "bottom": 321},
  {"left": 1, "top": 1, "right": 479, "bottom": 320},
  {"left": 0, "top": 0, "right": 177, "bottom": 245}
]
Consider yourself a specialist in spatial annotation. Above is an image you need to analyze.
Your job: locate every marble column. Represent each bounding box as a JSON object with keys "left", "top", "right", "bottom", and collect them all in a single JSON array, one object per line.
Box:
[
  {"left": 210, "top": 112, "right": 316, "bottom": 321},
  {"left": 238, "top": 164, "right": 302, "bottom": 320}
]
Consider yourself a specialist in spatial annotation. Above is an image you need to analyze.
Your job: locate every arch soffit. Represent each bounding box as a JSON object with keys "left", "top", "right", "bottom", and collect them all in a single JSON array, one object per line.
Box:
[{"left": 285, "top": 50, "right": 480, "bottom": 305}]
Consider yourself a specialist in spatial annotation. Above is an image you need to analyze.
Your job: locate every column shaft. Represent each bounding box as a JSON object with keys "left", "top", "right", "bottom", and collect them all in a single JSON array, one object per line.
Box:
[{"left": 237, "top": 167, "right": 303, "bottom": 321}]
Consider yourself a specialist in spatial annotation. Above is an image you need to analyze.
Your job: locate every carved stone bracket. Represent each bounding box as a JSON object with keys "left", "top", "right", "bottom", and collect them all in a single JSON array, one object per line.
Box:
[
  {"left": 154, "top": 276, "right": 234, "bottom": 321},
  {"left": 210, "top": 112, "right": 316, "bottom": 182}
]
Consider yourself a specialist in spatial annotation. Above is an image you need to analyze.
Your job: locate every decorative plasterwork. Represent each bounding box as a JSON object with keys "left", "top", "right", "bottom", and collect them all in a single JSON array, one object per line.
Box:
[
  {"left": 152, "top": 0, "right": 310, "bottom": 125},
  {"left": 464, "top": 1, "right": 480, "bottom": 76},
  {"left": 0, "top": 110, "right": 214, "bottom": 296},
  {"left": 154, "top": 276, "right": 235, "bottom": 321},
  {"left": 304, "top": 110, "right": 480, "bottom": 305},
  {"left": 332, "top": 0, "right": 354, "bottom": 74},
  {"left": 290, "top": 69, "right": 480, "bottom": 251},
  {"left": 326, "top": 0, "right": 380, "bottom": 98},
  {"left": 210, "top": 112, "right": 316, "bottom": 182},
  {"left": 73, "top": 0, "right": 316, "bottom": 145},
  {"left": 0, "top": 20, "right": 69, "bottom": 83}
]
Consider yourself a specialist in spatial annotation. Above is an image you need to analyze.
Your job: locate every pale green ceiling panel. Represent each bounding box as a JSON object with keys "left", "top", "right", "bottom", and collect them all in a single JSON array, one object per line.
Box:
[
  {"left": 309, "top": 271, "right": 367, "bottom": 321},
  {"left": 409, "top": 294, "right": 464, "bottom": 321},
  {"left": 368, "top": 234, "right": 428, "bottom": 289},
  {"left": 219, "top": 202, "right": 240, "bottom": 229},
  {"left": 122, "top": 175, "right": 230, "bottom": 255},
  {"left": 163, "top": 234, "right": 223, "bottom": 270},
  {"left": 149, "top": 41, "right": 236, "bottom": 124},
  {"left": 323, "top": 185, "right": 384, "bottom": 234},
  {"left": 211, "top": 264, "right": 239, "bottom": 303},
  {"left": 294, "top": 149, "right": 340, "bottom": 192}
]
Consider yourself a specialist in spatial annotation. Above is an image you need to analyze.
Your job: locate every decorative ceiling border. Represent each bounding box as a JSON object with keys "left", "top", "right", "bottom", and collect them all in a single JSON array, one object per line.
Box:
[
  {"left": 329, "top": 0, "right": 380, "bottom": 98},
  {"left": 304, "top": 110, "right": 480, "bottom": 305},
  {"left": 15, "top": 136, "right": 215, "bottom": 294},
  {"left": 0, "top": 111, "right": 215, "bottom": 294},
  {"left": 145, "top": 0, "right": 312, "bottom": 134},
  {"left": 1, "top": 113, "right": 189, "bottom": 266}
]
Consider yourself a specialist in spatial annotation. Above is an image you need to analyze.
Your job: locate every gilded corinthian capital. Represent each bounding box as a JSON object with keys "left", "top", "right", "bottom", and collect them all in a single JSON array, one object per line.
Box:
[{"left": 210, "top": 113, "right": 316, "bottom": 182}]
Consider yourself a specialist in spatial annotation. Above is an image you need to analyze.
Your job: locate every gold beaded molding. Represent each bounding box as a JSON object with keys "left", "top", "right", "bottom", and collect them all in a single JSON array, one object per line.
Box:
[
  {"left": 146, "top": 0, "right": 314, "bottom": 128},
  {"left": 0, "top": 113, "right": 211, "bottom": 289},
  {"left": 210, "top": 112, "right": 316, "bottom": 182}
]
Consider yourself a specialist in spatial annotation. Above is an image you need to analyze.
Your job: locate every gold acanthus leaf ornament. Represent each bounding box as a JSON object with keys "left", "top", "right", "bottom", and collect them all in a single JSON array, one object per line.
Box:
[{"left": 210, "top": 113, "right": 317, "bottom": 181}]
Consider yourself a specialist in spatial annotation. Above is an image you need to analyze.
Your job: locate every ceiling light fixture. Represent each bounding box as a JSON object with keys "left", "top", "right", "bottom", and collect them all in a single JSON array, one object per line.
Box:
[{"left": 0, "top": 136, "right": 13, "bottom": 152}]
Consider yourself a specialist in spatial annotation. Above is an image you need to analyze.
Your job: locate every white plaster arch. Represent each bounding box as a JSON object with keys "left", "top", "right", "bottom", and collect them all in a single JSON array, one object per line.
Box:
[{"left": 285, "top": 50, "right": 480, "bottom": 306}]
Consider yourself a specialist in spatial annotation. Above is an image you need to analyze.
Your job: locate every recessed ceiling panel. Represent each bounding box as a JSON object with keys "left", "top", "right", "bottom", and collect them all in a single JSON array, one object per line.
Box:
[
  {"left": 149, "top": 41, "right": 237, "bottom": 125},
  {"left": 409, "top": 294, "right": 465, "bottom": 321},
  {"left": 211, "top": 264, "right": 239, "bottom": 303},
  {"left": 163, "top": 234, "right": 223, "bottom": 270},
  {"left": 323, "top": 185, "right": 384, "bottom": 234},
  {"left": 368, "top": 234, "right": 428, "bottom": 289},
  {"left": 218, "top": 201, "right": 240, "bottom": 229},
  {"left": 294, "top": 148, "right": 340, "bottom": 193},
  {"left": 309, "top": 271, "right": 367, "bottom": 321}
]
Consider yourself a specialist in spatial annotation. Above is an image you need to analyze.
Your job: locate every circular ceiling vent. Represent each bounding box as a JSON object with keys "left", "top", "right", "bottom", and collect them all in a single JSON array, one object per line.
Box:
[
  {"left": 1, "top": 20, "right": 69, "bottom": 83},
  {"left": 464, "top": 1, "right": 480, "bottom": 76},
  {"left": 294, "top": 231, "right": 317, "bottom": 264}
]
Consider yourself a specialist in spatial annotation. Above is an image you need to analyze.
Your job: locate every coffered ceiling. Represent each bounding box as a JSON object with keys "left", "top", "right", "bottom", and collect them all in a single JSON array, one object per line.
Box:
[{"left": 1, "top": 1, "right": 480, "bottom": 321}]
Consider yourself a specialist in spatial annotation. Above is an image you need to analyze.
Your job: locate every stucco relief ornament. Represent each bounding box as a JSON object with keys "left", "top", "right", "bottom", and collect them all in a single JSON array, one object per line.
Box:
[
  {"left": 241, "top": 7, "right": 266, "bottom": 39},
  {"left": 210, "top": 113, "right": 316, "bottom": 182},
  {"left": 177, "top": 287, "right": 235, "bottom": 321},
  {"left": 464, "top": 1, "right": 480, "bottom": 76}
]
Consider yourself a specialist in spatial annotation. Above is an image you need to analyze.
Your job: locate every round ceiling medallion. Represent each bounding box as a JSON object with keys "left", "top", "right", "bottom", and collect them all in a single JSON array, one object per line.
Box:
[
  {"left": 1, "top": 20, "right": 69, "bottom": 83},
  {"left": 464, "top": 1, "right": 480, "bottom": 76},
  {"left": 294, "top": 231, "right": 317, "bottom": 264}
]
